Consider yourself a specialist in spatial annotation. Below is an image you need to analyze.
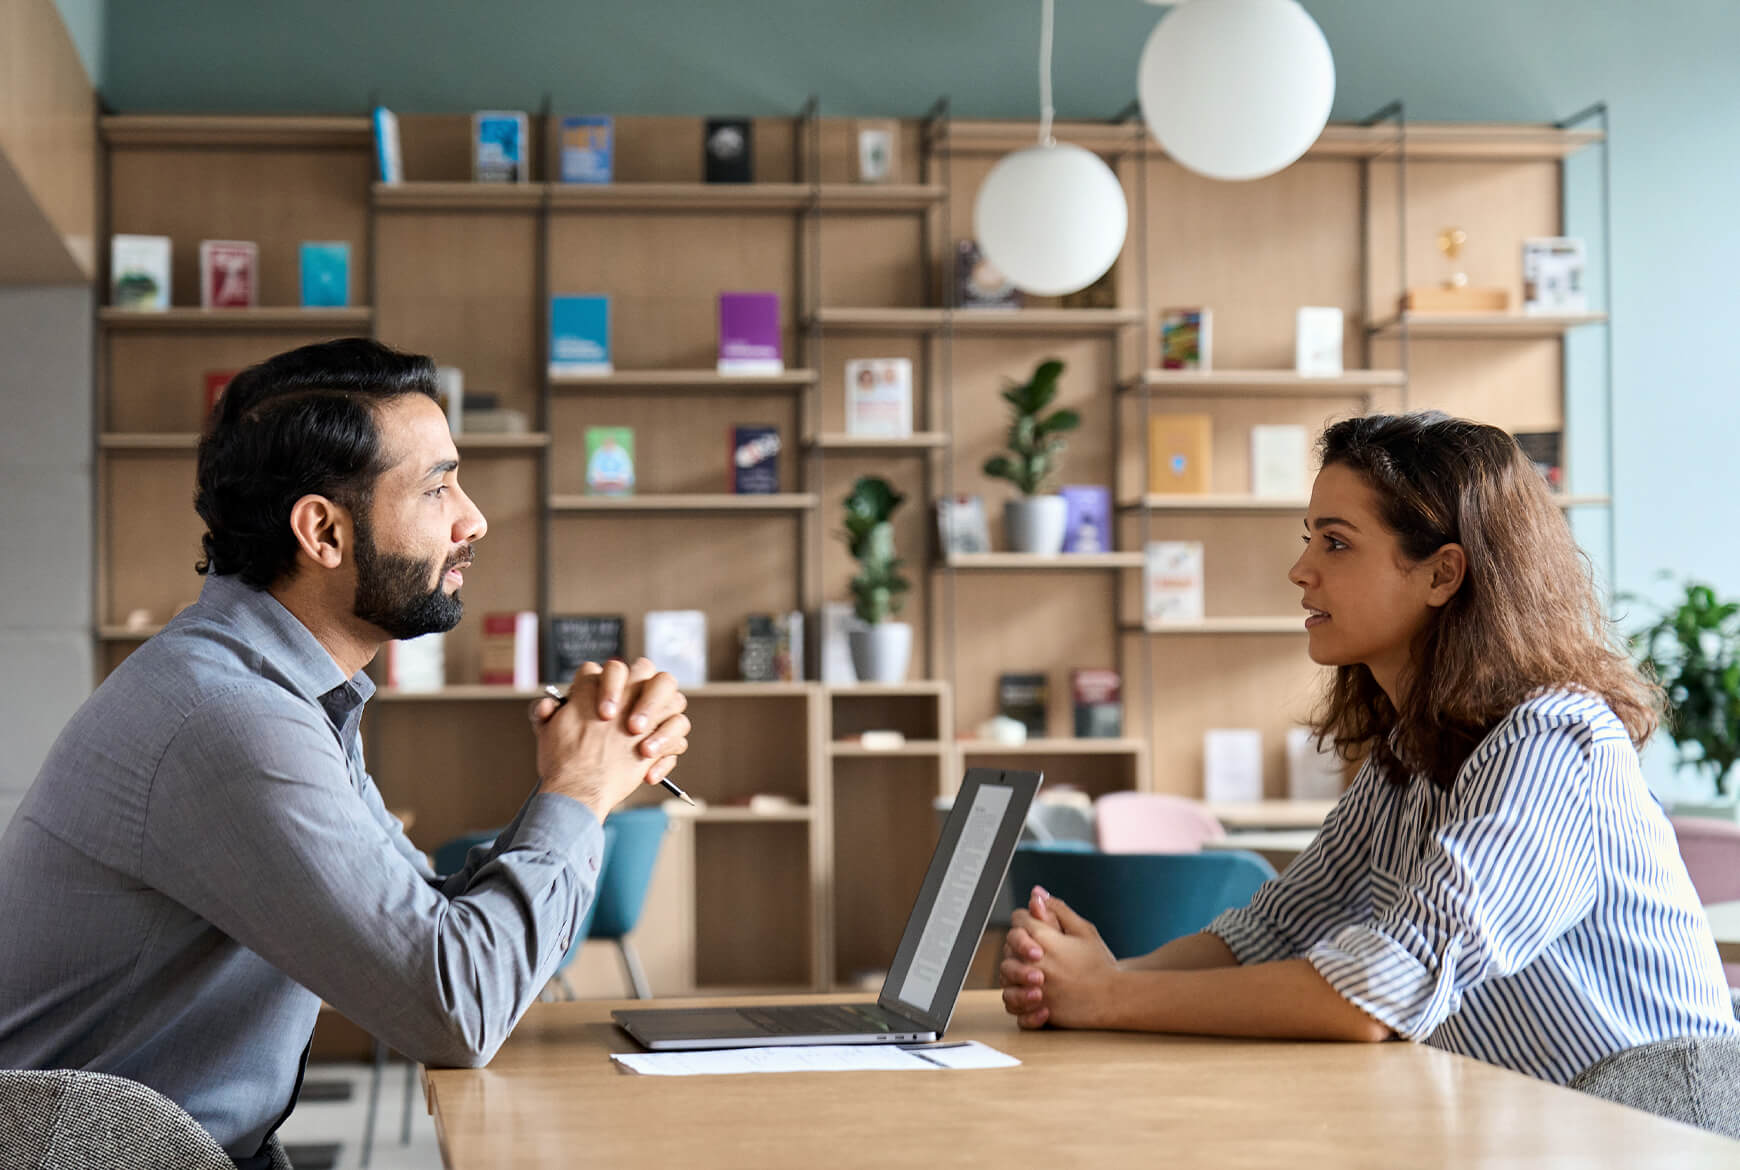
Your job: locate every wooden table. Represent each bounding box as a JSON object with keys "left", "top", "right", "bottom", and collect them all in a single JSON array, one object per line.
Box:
[
  {"left": 1705, "top": 900, "right": 1740, "bottom": 963},
  {"left": 423, "top": 991, "right": 1737, "bottom": 1167}
]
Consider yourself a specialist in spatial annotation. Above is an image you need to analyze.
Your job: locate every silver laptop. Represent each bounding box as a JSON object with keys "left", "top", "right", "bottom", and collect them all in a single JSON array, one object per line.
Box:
[{"left": 613, "top": 767, "right": 1042, "bottom": 1050}]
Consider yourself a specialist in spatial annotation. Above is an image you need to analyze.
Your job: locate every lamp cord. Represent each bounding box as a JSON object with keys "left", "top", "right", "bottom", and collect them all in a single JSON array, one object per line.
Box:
[{"left": 1038, "top": 0, "right": 1056, "bottom": 146}]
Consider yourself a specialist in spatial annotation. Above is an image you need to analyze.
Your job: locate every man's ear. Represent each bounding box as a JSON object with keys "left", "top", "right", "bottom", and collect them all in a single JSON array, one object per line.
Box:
[
  {"left": 1424, "top": 543, "right": 1467, "bottom": 608},
  {"left": 287, "top": 494, "right": 351, "bottom": 570}
]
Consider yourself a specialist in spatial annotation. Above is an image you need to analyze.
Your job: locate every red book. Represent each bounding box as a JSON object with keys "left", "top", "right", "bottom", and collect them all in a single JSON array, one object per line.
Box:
[
  {"left": 479, "top": 611, "right": 538, "bottom": 687},
  {"left": 204, "top": 370, "right": 239, "bottom": 417},
  {"left": 199, "top": 240, "right": 258, "bottom": 309}
]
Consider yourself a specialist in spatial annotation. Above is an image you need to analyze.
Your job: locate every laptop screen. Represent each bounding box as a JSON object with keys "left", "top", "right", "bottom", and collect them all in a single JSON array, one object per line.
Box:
[{"left": 877, "top": 767, "right": 1041, "bottom": 1034}]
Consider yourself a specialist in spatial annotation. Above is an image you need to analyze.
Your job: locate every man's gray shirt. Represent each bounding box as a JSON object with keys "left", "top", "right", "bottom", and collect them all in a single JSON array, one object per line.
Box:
[{"left": 0, "top": 573, "right": 603, "bottom": 1158}]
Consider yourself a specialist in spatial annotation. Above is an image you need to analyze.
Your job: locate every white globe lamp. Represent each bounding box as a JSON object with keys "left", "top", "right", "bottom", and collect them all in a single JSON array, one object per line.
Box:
[
  {"left": 974, "top": 142, "right": 1128, "bottom": 297},
  {"left": 1137, "top": 0, "right": 1336, "bottom": 182}
]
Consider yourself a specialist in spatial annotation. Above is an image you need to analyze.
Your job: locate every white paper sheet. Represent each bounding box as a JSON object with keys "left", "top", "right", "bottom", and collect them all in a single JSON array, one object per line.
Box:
[{"left": 610, "top": 1041, "right": 1019, "bottom": 1076}]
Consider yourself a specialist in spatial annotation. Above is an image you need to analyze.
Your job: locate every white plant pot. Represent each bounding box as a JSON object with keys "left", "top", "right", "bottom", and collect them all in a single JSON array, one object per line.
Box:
[
  {"left": 1004, "top": 495, "right": 1068, "bottom": 556},
  {"left": 848, "top": 622, "right": 912, "bottom": 684}
]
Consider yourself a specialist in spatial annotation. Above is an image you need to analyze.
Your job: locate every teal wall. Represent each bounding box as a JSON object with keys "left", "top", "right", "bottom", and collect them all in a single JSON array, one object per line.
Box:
[{"left": 97, "top": 0, "right": 1740, "bottom": 795}]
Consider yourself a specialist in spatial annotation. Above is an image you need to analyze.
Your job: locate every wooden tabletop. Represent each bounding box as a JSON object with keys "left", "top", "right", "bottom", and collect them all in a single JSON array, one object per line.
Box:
[
  {"left": 1705, "top": 900, "right": 1740, "bottom": 963},
  {"left": 423, "top": 990, "right": 1737, "bottom": 1167}
]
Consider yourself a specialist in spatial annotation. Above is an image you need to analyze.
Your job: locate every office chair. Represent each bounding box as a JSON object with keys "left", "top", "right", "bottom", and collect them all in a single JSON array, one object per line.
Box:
[{"left": 1571, "top": 1036, "right": 1740, "bottom": 1138}]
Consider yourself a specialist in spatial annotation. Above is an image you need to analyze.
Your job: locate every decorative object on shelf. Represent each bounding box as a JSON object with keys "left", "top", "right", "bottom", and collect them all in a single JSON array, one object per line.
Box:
[
  {"left": 434, "top": 366, "right": 464, "bottom": 435},
  {"left": 1294, "top": 306, "right": 1343, "bottom": 377},
  {"left": 549, "top": 615, "right": 626, "bottom": 683},
  {"left": 1059, "top": 260, "right": 1117, "bottom": 310},
  {"left": 372, "top": 106, "right": 402, "bottom": 184},
  {"left": 999, "top": 672, "right": 1049, "bottom": 737},
  {"left": 840, "top": 475, "right": 912, "bottom": 684},
  {"left": 936, "top": 495, "right": 991, "bottom": 557},
  {"left": 855, "top": 730, "right": 908, "bottom": 751},
  {"left": 550, "top": 294, "right": 612, "bottom": 376},
  {"left": 110, "top": 234, "right": 171, "bottom": 311},
  {"left": 977, "top": 714, "right": 1029, "bottom": 745},
  {"left": 645, "top": 610, "right": 708, "bottom": 688},
  {"left": 739, "top": 612, "right": 803, "bottom": 682},
  {"left": 202, "top": 370, "right": 238, "bottom": 418},
  {"left": 1627, "top": 579, "right": 1740, "bottom": 798},
  {"left": 820, "top": 601, "right": 858, "bottom": 685},
  {"left": 1250, "top": 424, "right": 1311, "bottom": 498},
  {"left": 585, "top": 426, "right": 636, "bottom": 496},
  {"left": 1203, "top": 728, "right": 1264, "bottom": 802},
  {"left": 459, "top": 393, "right": 528, "bottom": 434},
  {"left": 731, "top": 425, "right": 781, "bottom": 494},
  {"left": 954, "top": 239, "right": 1023, "bottom": 310},
  {"left": 983, "top": 358, "right": 1080, "bottom": 555},
  {"left": 1402, "top": 228, "right": 1509, "bottom": 311},
  {"left": 1286, "top": 726, "right": 1343, "bottom": 800},
  {"left": 560, "top": 115, "right": 614, "bottom": 184},
  {"left": 1072, "top": 668, "right": 1123, "bottom": 738},
  {"left": 717, "top": 291, "right": 783, "bottom": 375},
  {"left": 198, "top": 240, "right": 257, "bottom": 309},
  {"left": 1513, "top": 431, "right": 1564, "bottom": 491},
  {"left": 844, "top": 357, "right": 913, "bottom": 438},
  {"left": 298, "top": 241, "right": 350, "bottom": 308},
  {"left": 1059, "top": 485, "right": 1111, "bottom": 554},
  {"left": 1148, "top": 414, "right": 1213, "bottom": 494},
  {"left": 854, "top": 118, "right": 898, "bottom": 183},
  {"left": 123, "top": 608, "right": 155, "bottom": 633},
  {"left": 1159, "top": 307, "right": 1211, "bottom": 371},
  {"left": 1144, "top": 540, "right": 1205, "bottom": 625},
  {"left": 704, "top": 117, "right": 753, "bottom": 183},
  {"left": 1136, "top": 0, "right": 1334, "bottom": 182},
  {"left": 473, "top": 110, "right": 530, "bottom": 182},
  {"left": 480, "top": 610, "right": 540, "bottom": 688},
  {"left": 1523, "top": 236, "right": 1588, "bottom": 314},
  {"left": 384, "top": 634, "right": 445, "bottom": 693},
  {"left": 973, "top": 0, "right": 1127, "bottom": 296}
]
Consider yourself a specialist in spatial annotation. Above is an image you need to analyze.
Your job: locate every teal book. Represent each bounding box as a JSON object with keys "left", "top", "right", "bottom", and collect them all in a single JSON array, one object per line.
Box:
[
  {"left": 299, "top": 242, "right": 350, "bottom": 308},
  {"left": 550, "top": 295, "right": 612, "bottom": 376},
  {"left": 560, "top": 116, "right": 614, "bottom": 184}
]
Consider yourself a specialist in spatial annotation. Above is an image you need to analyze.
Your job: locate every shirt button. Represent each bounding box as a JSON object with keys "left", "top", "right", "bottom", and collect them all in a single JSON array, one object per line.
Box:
[{"left": 559, "top": 935, "right": 572, "bottom": 950}]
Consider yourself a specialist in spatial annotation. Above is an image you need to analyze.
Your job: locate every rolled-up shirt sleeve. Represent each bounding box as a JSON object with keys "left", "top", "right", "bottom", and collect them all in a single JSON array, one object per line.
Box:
[
  {"left": 1305, "top": 722, "right": 1597, "bottom": 1039},
  {"left": 141, "top": 686, "right": 604, "bottom": 1068}
]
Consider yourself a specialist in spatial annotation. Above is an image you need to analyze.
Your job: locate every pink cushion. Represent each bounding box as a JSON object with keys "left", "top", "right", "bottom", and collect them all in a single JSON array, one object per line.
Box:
[{"left": 1095, "top": 793, "right": 1226, "bottom": 854}]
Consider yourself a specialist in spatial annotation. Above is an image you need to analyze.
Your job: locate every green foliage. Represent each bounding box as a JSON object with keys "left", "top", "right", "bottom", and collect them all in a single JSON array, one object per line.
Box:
[
  {"left": 981, "top": 358, "right": 1081, "bottom": 497},
  {"left": 1630, "top": 578, "right": 1740, "bottom": 796},
  {"left": 840, "top": 476, "right": 910, "bottom": 625}
]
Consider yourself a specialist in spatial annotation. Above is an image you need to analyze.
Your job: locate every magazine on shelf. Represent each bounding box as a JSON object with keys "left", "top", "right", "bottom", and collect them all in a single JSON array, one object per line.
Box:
[
  {"left": 199, "top": 240, "right": 258, "bottom": 309},
  {"left": 585, "top": 427, "right": 636, "bottom": 496},
  {"left": 1059, "top": 486, "right": 1111, "bottom": 554},
  {"left": 480, "top": 611, "right": 540, "bottom": 688},
  {"left": 1147, "top": 414, "right": 1213, "bottom": 495},
  {"left": 385, "top": 634, "right": 444, "bottom": 693},
  {"left": 1144, "top": 541, "right": 1205, "bottom": 626},
  {"left": 645, "top": 610, "right": 707, "bottom": 687},
  {"left": 298, "top": 242, "right": 350, "bottom": 308},
  {"left": 1159, "top": 308, "right": 1212, "bottom": 371},
  {"left": 560, "top": 116, "right": 614, "bottom": 183},
  {"left": 731, "top": 425, "right": 781, "bottom": 494},
  {"left": 549, "top": 295, "right": 612, "bottom": 376},
  {"left": 473, "top": 110, "right": 530, "bottom": 182},
  {"left": 704, "top": 118, "right": 753, "bottom": 183},
  {"left": 548, "top": 615, "right": 626, "bottom": 682},
  {"left": 1203, "top": 729, "right": 1263, "bottom": 803},
  {"left": 1294, "top": 306, "right": 1344, "bottom": 376},
  {"left": 1522, "top": 237, "right": 1587, "bottom": 314},
  {"left": 844, "top": 358, "right": 913, "bottom": 438},
  {"left": 997, "top": 672, "right": 1048, "bottom": 737},
  {"left": 1250, "top": 424, "right": 1311, "bottom": 498},
  {"left": 937, "top": 495, "right": 991, "bottom": 556},
  {"left": 110, "top": 235, "right": 171, "bottom": 310},
  {"left": 717, "top": 292, "right": 783, "bottom": 375},
  {"left": 1071, "top": 668, "right": 1122, "bottom": 738}
]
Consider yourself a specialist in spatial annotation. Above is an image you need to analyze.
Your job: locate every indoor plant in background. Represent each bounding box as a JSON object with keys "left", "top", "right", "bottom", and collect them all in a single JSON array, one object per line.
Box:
[
  {"left": 983, "top": 358, "right": 1080, "bottom": 555},
  {"left": 1630, "top": 578, "right": 1740, "bottom": 816},
  {"left": 841, "top": 475, "right": 912, "bottom": 683}
]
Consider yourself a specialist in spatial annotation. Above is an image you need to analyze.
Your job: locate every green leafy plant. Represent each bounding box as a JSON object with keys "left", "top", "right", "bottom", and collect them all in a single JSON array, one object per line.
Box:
[
  {"left": 981, "top": 358, "right": 1080, "bottom": 496},
  {"left": 1630, "top": 578, "right": 1740, "bottom": 796},
  {"left": 840, "top": 475, "right": 910, "bottom": 625}
]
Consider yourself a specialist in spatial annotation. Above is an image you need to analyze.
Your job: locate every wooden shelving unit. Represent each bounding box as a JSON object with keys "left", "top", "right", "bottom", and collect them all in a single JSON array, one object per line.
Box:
[
  {"left": 1127, "top": 369, "right": 1406, "bottom": 396},
  {"left": 946, "top": 552, "right": 1144, "bottom": 571},
  {"left": 548, "top": 493, "right": 818, "bottom": 513},
  {"left": 1367, "top": 312, "right": 1609, "bottom": 339},
  {"left": 807, "top": 432, "right": 949, "bottom": 453},
  {"left": 550, "top": 369, "right": 817, "bottom": 392},
  {"left": 98, "top": 307, "right": 374, "bottom": 330},
  {"left": 811, "top": 307, "right": 1141, "bottom": 334}
]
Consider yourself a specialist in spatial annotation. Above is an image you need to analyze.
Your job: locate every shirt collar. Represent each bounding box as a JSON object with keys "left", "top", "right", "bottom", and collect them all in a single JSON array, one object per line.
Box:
[{"left": 191, "top": 573, "right": 376, "bottom": 717}]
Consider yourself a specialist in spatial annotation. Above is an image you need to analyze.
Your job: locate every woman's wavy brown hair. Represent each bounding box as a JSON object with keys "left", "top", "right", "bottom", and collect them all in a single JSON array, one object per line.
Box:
[{"left": 1310, "top": 411, "right": 1660, "bottom": 787}]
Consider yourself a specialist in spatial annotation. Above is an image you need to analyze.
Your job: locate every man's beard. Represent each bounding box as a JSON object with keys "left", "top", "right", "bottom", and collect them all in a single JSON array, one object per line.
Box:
[{"left": 352, "top": 514, "right": 469, "bottom": 641}]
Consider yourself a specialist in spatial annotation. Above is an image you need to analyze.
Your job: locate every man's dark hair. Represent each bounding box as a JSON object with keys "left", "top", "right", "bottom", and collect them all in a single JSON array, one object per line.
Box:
[{"left": 194, "top": 338, "right": 438, "bottom": 588}]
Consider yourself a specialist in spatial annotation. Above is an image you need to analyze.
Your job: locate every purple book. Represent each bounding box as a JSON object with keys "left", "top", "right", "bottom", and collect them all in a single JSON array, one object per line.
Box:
[
  {"left": 717, "top": 292, "right": 783, "bottom": 375},
  {"left": 1060, "top": 485, "right": 1112, "bottom": 554}
]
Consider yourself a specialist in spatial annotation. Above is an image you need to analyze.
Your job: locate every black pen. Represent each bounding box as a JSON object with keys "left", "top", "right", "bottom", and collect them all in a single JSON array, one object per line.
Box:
[{"left": 541, "top": 684, "right": 697, "bottom": 807}]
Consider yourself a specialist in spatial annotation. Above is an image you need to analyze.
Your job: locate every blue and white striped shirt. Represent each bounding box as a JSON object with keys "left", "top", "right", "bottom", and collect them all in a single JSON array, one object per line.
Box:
[{"left": 1207, "top": 690, "right": 1739, "bottom": 1084}]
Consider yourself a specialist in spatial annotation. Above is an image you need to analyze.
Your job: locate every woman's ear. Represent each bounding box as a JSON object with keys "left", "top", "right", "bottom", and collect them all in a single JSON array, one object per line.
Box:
[
  {"left": 1425, "top": 543, "right": 1467, "bottom": 608},
  {"left": 288, "top": 494, "right": 349, "bottom": 570}
]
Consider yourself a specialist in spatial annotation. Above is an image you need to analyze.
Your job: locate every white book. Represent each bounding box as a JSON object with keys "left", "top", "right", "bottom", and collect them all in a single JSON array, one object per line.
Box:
[
  {"left": 1204, "top": 729, "right": 1264, "bottom": 804},
  {"left": 435, "top": 366, "right": 464, "bottom": 436},
  {"left": 783, "top": 609, "right": 805, "bottom": 683},
  {"left": 844, "top": 358, "right": 914, "bottom": 438},
  {"left": 373, "top": 106, "right": 403, "bottom": 184},
  {"left": 386, "top": 634, "right": 445, "bottom": 693},
  {"left": 1144, "top": 541, "right": 1204, "bottom": 626},
  {"left": 1286, "top": 727, "right": 1344, "bottom": 801},
  {"left": 1522, "top": 237, "right": 1587, "bottom": 314},
  {"left": 110, "top": 234, "right": 171, "bottom": 311},
  {"left": 1250, "top": 424, "right": 1311, "bottom": 498},
  {"left": 821, "top": 602, "right": 859, "bottom": 685},
  {"left": 1294, "top": 306, "right": 1344, "bottom": 377},
  {"left": 645, "top": 610, "right": 707, "bottom": 688}
]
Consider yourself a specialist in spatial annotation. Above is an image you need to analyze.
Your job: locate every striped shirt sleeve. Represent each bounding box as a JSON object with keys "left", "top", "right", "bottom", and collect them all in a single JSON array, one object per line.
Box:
[
  {"left": 1306, "top": 716, "right": 1598, "bottom": 1040},
  {"left": 1205, "top": 758, "right": 1380, "bottom": 963}
]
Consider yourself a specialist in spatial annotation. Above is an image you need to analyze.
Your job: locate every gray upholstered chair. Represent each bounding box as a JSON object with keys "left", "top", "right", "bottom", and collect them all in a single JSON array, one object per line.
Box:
[
  {"left": 0, "top": 1068, "right": 293, "bottom": 1170},
  {"left": 1569, "top": 1037, "right": 1740, "bottom": 1139}
]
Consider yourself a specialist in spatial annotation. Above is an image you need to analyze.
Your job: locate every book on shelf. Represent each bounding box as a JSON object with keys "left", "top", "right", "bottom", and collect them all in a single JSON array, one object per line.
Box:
[
  {"left": 559, "top": 115, "right": 614, "bottom": 183},
  {"left": 820, "top": 601, "right": 858, "bottom": 685},
  {"left": 298, "top": 241, "right": 350, "bottom": 308},
  {"left": 998, "top": 672, "right": 1049, "bottom": 737},
  {"left": 1059, "top": 486, "right": 1111, "bottom": 554},
  {"left": 1286, "top": 726, "right": 1344, "bottom": 801},
  {"left": 1522, "top": 237, "right": 1587, "bottom": 314},
  {"left": 585, "top": 427, "right": 635, "bottom": 496},
  {"left": 372, "top": 106, "right": 403, "bottom": 184},
  {"left": 1147, "top": 414, "right": 1213, "bottom": 494},
  {"left": 473, "top": 110, "right": 530, "bottom": 183},
  {"left": 1513, "top": 430, "right": 1564, "bottom": 491},
  {"left": 844, "top": 358, "right": 913, "bottom": 438},
  {"left": 480, "top": 610, "right": 540, "bottom": 688},
  {"left": 1071, "top": 668, "right": 1123, "bottom": 738},
  {"left": 198, "top": 240, "right": 257, "bottom": 309},
  {"left": 731, "top": 425, "right": 781, "bottom": 494},
  {"left": 548, "top": 615, "right": 626, "bottom": 682},
  {"left": 1144, "top": 541, "right": 1205, "bottom": 625},
  {"left": 936, "top": 495, "right": 991, "bottom": 556},
  {"left": 1294, "top": 306, "right": 1344, "bottom": 377},
  {"left": 1159, "top": 308, "right": 1211, "bottom": 371},
  {"left": 434, "top": 366, "right": 464, "bottom": 435},
  {"left": 704, "top": 117, "right": 753, "bottom": 183},
  {"left": 384, "top": 633, "right": 444, "bottom": 693},
  {"left": 1250, "top": 424, "right": 1311, "bottom": 498},
  {"left": 955, "top": 239, "right": 1022, "bottom": 309},
  {"left": 110, "top": 234, "right": 171, "bottom": 310},
  {"left": 854, "top": 118, "right": 898, "bottom": 183},
  {"left": 203, "top": 370, "right": 238, "bottom": 418},
  {"left": 1203, "top": 728, "right": 1263, "bottom": 803},
  {"left": 739, "top": 612, "right": 803, "bottom": 682},
  {"left": 460, "top": 393, "right": 528, "bottom": 435},
  {"left": 716, "top": 292, "right": 783, "bottom": 375},
  {"left": 549, "top": 294, "right": 612, "bottom": 376},
  {"left": 645, "top": 610, "right": 707, "bottom": 687}
]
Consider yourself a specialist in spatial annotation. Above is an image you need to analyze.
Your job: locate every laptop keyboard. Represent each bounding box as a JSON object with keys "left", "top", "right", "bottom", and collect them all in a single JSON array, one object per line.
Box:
[{"left": 738, "top": 1003, "right": 907, "bottom": 1035}]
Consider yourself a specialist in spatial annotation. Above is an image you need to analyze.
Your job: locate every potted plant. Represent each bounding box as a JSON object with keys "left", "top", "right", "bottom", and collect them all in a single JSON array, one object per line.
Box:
[
  {"left": 982, "top": 357, "right": 1080, "bottom": 555},
  {"left": 1630, "top": 578, "right": 1740, "bottom": 813},
  {"left": 840, "top": 475, "right": 912, "bottom": 683}
]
